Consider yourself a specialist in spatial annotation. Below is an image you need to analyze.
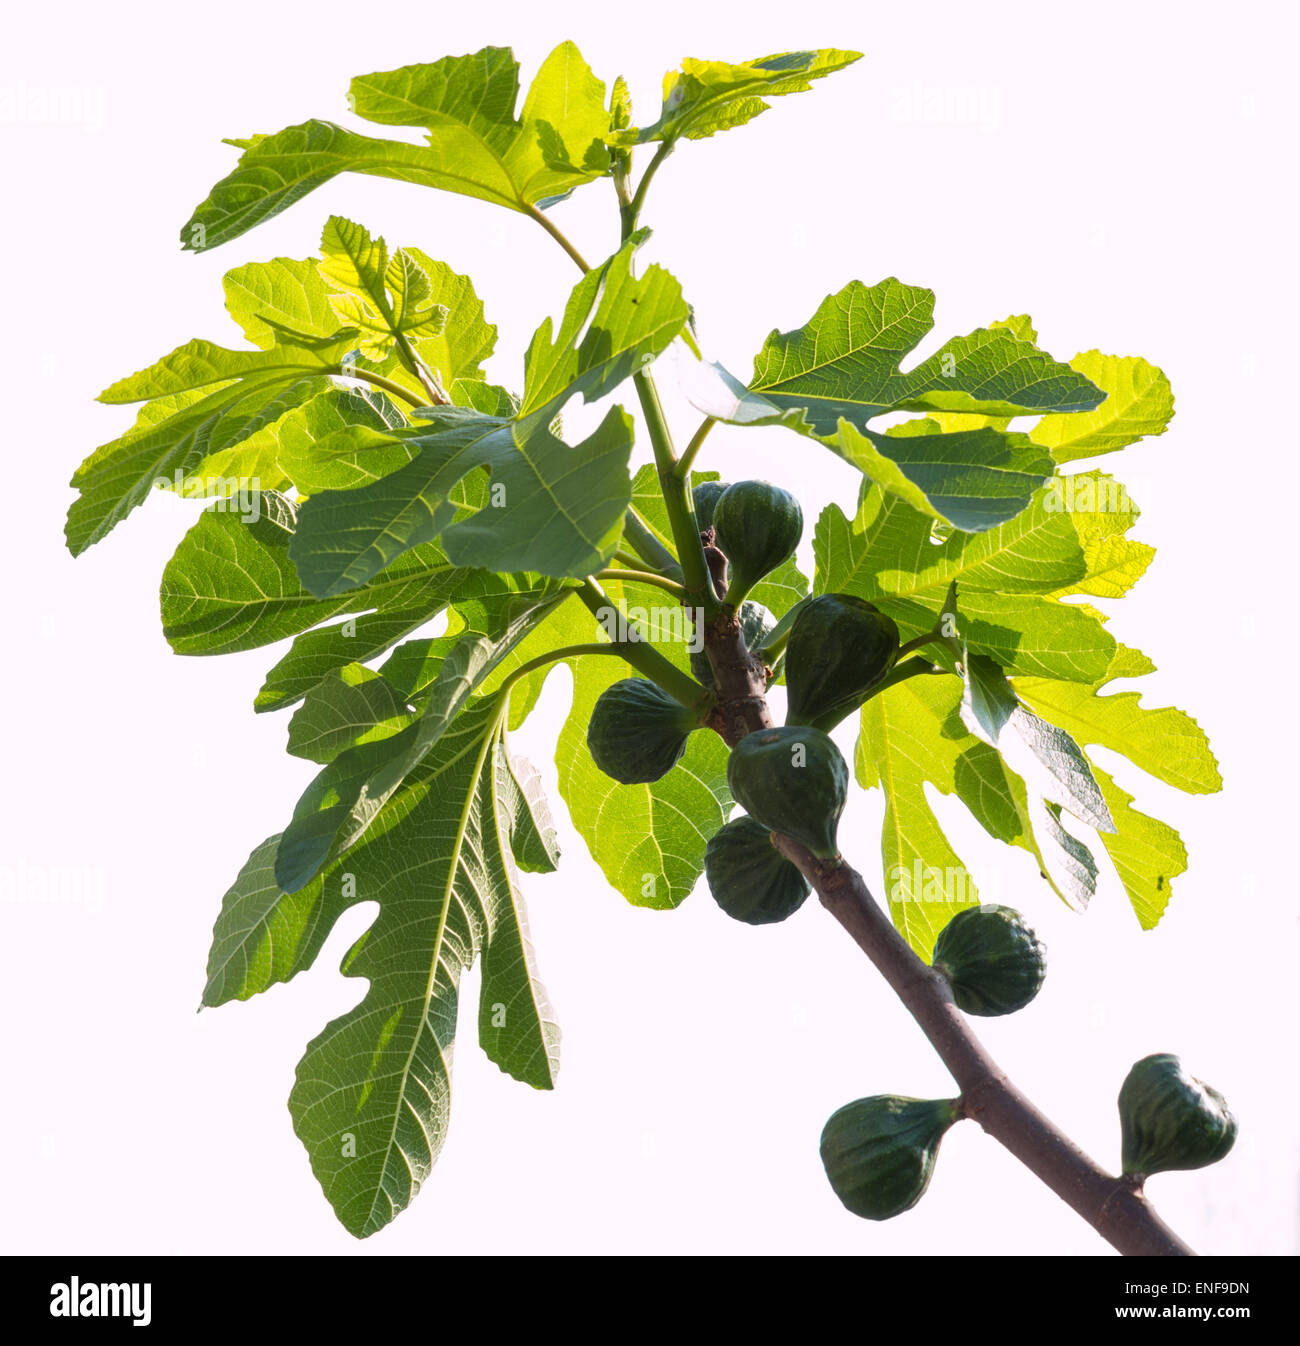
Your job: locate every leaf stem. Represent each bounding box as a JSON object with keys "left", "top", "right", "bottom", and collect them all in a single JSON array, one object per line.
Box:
[
  {"left": 633, "top": 371, "right": 718, "bottom": 618},
  {"left": 627, "top": 142, "right": 673, "bottom": 230},
  {"left": 526, "top": 204, "right": 592, "bottom": 273},
  {"left": 806, "top": 657, "right": 947, "bottom": 732},
  {"left": 896, "top": 628, "right": 945, "bottom": 660},
  {"left": 576, "top": 578, "right": 711, "bottom": 712},
  {"left": 675, "top": 417, "right": 717, "bottom": 479},
  {"left": 621, "top": 508, "right": 682, "bottom": 580},
  {"left": 328, "top": 365, "right": 427, "bottom": 409},
  {"left": 393, "top": 331, "right": 451, "bottom": 405},
  {"left": 592, "top": 568, "right": 689, "bottom": 599},
  {"left": 497, "top": 643, "right": 627, "bottom": 697}
]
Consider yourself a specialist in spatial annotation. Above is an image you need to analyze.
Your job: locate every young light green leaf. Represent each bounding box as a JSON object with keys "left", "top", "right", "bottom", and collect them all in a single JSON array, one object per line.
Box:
[
  {"left": 854, "top": 673, "right": 1099, "bottom": 938},
  {"left": 500, "top": 581, "right": 733, "bottom": 910},
  {"left": 516, "top": 233, "right": 690, "bottom": 433},
  {"left": 747, "top": 280, "right": 1104, "bottom": 432},
  {"left": 68, "top": 370, "right": 333, "bottom": 555},
  {"left": 253, "top": 385, "right": 414, "bottom": 495},
  {"left": 814, "top": 480, "right": 1122, "bottom": 683},
  {"left": 556, "top": 651, "right": 732, "bottom": 910},
  {"left": 856, "top": 675, "right": 1014, "bottom": 956},
  {"left": 1088, "top": 765, "right": 1187, "bottom": 930},
  {"left": 318, "top": 217, "right": 447, "bottom": 362},
  {"left": 98, "top": 336, "right": 353, "bottom": 405},
  {"left": 613, "top": 49, "right": 862, "bottom": 145},
  {"left": 1013, "top": 655, "right": 1222, "bottom": 796},
  {"left": 223, "top": 256, "right": 342, "bottom": 349},
  {"left": 288, "top": 238, "right": 688, "bottom": 594},
  {"left": 350, "top": 42, "right": 610, "bottom": 208},
  {"left": 395, "top": 247, "right": 498, "bottom": 388},
  {"left": 182, "top": 45, "right": 609, "bottom": 250},
  {"left": 1031, "top": 351, "right": 1174, "bottom": 463},
  {"left": 76, "top": 219, "right": 501, "bottom": 558},
  {"left": 833, "top": 487, "right": 1215, "bottom": 933}
]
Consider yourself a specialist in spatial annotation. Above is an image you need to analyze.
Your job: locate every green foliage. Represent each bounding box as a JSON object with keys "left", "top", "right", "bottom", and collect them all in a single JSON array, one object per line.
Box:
[
  {"left": 1119, "top": 1055, "right": 1237, "bottom": 1180},
  {"left": 931, "top": 905, "right": 1048, "bottom": 1017},
  {"left": 70, "top": 37, "right": 1222, "bottom": 1238},
  {"left": 288, "top": 234, "right": 689, "bottom": 592},
  {"left": 694, "top": 278, "right": 1106, "bottom": 531},
  {"left": 610, "top": 49, "right": 861, "bottom": 146},
  {"left": 182, "top": 44, "right": 612, "bottom": 248}
]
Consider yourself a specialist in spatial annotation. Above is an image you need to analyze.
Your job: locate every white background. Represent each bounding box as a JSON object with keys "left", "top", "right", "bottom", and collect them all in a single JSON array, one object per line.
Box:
[{"left": 2, "top": 0, "right": 1296, "bottom": 1256}]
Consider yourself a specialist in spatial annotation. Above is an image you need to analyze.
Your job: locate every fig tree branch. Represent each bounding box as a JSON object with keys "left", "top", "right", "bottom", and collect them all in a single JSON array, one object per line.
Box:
[
  {"left": 523, "top": 155, "right": 1194, "bottom": 1257},
  {"left": 768, "top": 835, "right": 1195, "bottom": 1257}
]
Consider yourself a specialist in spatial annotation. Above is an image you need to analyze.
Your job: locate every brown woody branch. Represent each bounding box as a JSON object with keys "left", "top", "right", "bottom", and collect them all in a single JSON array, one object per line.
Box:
[{"left": 701, "top": 619, "right": 1193, "bottom": 1257}]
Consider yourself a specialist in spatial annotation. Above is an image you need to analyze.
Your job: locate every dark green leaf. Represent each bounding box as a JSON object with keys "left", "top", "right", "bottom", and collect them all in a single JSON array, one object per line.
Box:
[
  {"left": 960, "top": 652, "right": 1115, "bottom": 833},
  {"left": 160, "top": 494, "right": 470, "bottom": 657},
  {"left": 274, "top": 573, "right": 571, "bottom": 893}
]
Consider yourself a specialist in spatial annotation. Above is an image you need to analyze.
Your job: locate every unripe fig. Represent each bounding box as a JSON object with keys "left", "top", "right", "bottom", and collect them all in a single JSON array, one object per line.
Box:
[
  {"left": 704, "top": 815, "right": 810, "bottom": 925},
  {"left": 931, "top": 904, "right": 1047, "bottom": 1016},
  {"left": 1118, "top": 1054, "right": 1237, "bottom": 1180},
  {"left": 586, "top": 678, "right": 699, "bottom": 785},
  {"left": 820, "top": 1095, "right": 960, "bottom": 1220},
  {"left": 726, "top": 725, "right": 847, "bottom": 860}
]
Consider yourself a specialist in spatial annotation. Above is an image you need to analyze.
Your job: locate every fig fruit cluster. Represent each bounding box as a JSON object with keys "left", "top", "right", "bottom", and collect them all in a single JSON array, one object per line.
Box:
[{"left": 579, "top": 478, "right": 1238, "bottom": 1227}]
